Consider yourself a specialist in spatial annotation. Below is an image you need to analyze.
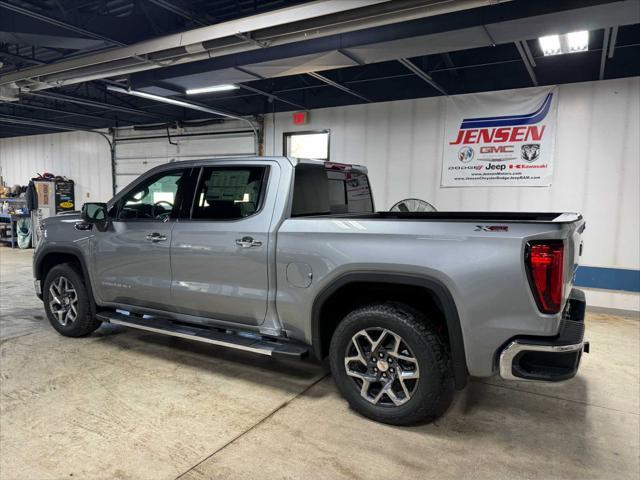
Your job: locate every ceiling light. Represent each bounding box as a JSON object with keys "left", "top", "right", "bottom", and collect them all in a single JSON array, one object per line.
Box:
[
  {"left": 566, "top": 30, "right": 589, "bottom": 53},
  {"left": 185, "top": 84, "right": 240, "bottom": 95},
  {"left": 539, "top": 30, "right": 589, "bottom": 56},
  {"left": 539, "top": 34, "right": 562, "bottom": 56}
]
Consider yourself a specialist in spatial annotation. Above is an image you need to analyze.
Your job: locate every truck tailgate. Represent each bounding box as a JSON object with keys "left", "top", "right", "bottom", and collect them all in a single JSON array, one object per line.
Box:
[{"left": 565, "top": 216, "right": 586, "bottom": 301}]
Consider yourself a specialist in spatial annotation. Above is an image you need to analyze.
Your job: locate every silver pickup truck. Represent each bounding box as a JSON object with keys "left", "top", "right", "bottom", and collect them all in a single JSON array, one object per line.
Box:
[{"left": 33, "top": 156, "right": 588, "bottom": 425}]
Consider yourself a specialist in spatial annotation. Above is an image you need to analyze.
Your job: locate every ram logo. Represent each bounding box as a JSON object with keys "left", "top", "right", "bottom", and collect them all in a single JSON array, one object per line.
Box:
[{"left": 521, "top": 144, "right": 540, "bottom": 162}]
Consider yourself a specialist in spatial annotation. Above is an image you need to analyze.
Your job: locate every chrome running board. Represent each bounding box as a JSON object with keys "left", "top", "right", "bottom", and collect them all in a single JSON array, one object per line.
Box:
[{"left": 97, "top": 311, "right": 308, "bottom": 359}]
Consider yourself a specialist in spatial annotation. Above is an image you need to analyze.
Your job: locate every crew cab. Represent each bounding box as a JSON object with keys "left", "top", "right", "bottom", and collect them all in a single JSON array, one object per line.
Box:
[{"left": 34, "top": 156, "right": 588, "bottom": 425}]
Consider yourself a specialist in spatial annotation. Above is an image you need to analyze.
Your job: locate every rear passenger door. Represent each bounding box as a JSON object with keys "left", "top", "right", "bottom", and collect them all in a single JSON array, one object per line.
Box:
[{"left": 170, "top": 162, "right": 275, "bottom": 325}]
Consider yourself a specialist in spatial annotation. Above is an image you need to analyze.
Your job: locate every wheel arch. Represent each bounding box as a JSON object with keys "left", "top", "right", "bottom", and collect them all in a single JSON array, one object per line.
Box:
[
  {"left": 311, "top": 272, "right": 468, "bottom": 389},
  {"left": 35, "top": 245, "right": 97, "bottom": 315}
]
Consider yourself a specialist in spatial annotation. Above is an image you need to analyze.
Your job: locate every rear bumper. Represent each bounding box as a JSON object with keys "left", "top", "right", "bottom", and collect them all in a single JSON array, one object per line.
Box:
[{"left": 499, "top": 288, "right": 588, "bottom": 382}]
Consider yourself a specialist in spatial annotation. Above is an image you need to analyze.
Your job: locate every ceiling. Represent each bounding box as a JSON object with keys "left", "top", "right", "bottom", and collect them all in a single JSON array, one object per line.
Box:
[{"left": 1, "top": 0, "right": 639, "bottom": 138}]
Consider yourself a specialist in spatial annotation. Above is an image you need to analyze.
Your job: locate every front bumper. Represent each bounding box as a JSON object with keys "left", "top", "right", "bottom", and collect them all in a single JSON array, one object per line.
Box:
[{"left": 499, "top": 289, "right": 589, "bottom": 382}]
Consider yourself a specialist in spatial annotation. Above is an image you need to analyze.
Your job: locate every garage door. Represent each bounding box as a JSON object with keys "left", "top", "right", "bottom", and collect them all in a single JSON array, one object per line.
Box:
[{"left": 114, "top": 123, "right": 258, "bottom": 192}]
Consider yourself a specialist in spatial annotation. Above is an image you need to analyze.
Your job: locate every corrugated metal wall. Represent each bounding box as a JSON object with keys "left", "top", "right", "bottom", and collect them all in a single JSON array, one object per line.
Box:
[
  {"left": 0, "top": 130, "right": 113, "bottom": 203},
  {"left": 265, "top": 77, "right": 640, "bottom": 274},
  {"left": 1, "top": 78, "right": 637, "bottom": 309}
]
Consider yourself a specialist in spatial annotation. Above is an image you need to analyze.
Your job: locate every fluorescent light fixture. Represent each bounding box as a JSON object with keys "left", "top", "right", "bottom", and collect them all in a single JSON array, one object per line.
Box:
[
  {"left": 186, "top": 84, "right": 240, "bottom": 95},
  {"left": 539, "top": 30, "right": 589, "bottom": 56},
  {"left": 566, "top": 30, "right": 589, "bottom": 52},
  {"left": 539, "top": 34, "right": 562, "bottom": 56}
]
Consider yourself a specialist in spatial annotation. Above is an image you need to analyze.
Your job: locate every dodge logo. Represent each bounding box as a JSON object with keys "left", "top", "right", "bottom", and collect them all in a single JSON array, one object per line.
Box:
[{"left": 521, "top": 144, "right": 540, "bottom": 162}]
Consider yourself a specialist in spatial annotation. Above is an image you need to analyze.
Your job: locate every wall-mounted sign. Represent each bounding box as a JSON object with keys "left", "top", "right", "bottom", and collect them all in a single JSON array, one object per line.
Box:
[
  {"left": 441, "top": 86, "right": 558, "bottom": 187},
  {"left": 55, "top": 180, "right": 75, "bottom": 212},
  {"left": 293, "top": 111, "right": 308, "bottom": 125}
]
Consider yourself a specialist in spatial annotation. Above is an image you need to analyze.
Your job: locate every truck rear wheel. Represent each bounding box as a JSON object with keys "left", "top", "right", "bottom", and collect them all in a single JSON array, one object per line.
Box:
[
  {"left": 43, "top": 263, "right": 102, "bottom": 337},
  {"left": 329, "top": 303, "right": 454, "bottom": 425}
]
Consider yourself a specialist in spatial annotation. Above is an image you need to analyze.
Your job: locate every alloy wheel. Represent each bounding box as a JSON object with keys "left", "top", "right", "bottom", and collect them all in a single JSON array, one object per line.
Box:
[
  {"left": 48, "top": 276, "right": 79, "bottom": 326},
  {"left": 344, "top": 327, "right": 420, "bottom": 406}
]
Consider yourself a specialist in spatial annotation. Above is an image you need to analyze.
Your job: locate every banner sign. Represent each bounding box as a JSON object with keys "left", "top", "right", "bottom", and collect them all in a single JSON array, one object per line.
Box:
[{"left": 441, "top": 87, "right": 558, "bottom": 187}]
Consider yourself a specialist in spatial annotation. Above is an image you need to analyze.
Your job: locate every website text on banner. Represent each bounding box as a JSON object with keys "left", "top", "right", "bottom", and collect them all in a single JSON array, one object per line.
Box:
[{"left": 441, "top": 86, "right": 558, "bottom": 187}]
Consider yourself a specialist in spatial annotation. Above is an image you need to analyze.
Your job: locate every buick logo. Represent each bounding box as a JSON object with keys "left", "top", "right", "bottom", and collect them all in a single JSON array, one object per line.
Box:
[
  {"left": 521, "top": 144, "right": 540, "bottom": 162},
  {"left": 457, "top": 146, "right": 474, "bottom": 163}
]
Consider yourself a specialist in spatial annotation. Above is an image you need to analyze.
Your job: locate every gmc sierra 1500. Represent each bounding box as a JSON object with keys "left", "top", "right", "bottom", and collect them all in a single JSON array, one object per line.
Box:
[{"left": 34, "top": 156, "right": 588, "bottom": 425}]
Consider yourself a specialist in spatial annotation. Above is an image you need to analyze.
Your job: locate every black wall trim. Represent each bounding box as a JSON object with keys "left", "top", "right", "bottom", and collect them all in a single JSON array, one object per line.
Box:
[{"left": 311, "top": 271, "right": 468, "bottom": 390}]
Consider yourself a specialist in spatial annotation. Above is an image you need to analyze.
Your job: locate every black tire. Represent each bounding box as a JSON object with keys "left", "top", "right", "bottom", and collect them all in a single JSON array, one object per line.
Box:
[
  {"left": 329, "top": 303, "right": 454, "bottom": 426},
  {"left": 43, "top": 263, "right": 102, "bottom": 337}
]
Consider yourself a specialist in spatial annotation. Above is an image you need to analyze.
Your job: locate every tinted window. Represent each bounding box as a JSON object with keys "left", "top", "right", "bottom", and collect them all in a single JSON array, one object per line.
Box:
[
  {"left": 291, "top": 165, "right": 373, "bottom": 216},
  {"left": 332, "top": 170, "right": 373, "bottom": 214},
  {"left": 117, "top": 170, "right": 185, "bottom": 220},
  {"left": 192, "top": 166, "right": 268, "bottom": 220}
]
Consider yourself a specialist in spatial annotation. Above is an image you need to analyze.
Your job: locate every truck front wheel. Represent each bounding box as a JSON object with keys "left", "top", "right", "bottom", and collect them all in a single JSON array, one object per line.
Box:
[
  {"left": 329, "top": 303, "right": 454, "bottom": 425},
  {"left": 43, "top": 263, "right": 102, "bottom": 337}
]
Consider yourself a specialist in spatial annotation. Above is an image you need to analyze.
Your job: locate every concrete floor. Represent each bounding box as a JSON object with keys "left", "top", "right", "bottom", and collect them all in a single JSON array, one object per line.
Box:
[{"left": 1, "top": 246, "right": 638, "bottom": 480}]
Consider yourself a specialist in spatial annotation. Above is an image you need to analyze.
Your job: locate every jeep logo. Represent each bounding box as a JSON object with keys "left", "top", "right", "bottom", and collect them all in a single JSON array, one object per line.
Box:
[{"left": 485, "top": 163, "right": 506, "bottom": 171}]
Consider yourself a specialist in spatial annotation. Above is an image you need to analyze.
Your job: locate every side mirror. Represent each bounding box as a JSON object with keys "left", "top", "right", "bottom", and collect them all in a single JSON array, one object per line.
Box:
[{"left": 81, "top": 203, "right": 108, "bottom": 223}]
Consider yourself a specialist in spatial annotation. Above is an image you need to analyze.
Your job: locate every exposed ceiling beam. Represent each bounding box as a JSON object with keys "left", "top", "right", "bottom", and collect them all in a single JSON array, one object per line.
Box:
[
  {"left": 520, "top": 40, "right": 536, "bottom": 67},
  {"left": 0, "top": 113, "right": 95, "bottom": 132},
  {"left": 147, "top": 0, "right": 208, "bottom": 27},
  {"left": 105, "top": 85, "right": 259, "bottom": 137},
  {"left": 608, "top": 25, "right": 619, "bottom": 59},
  {"left": 24, "top": 91, "right": 167, "bottom": 120},
  {"left": 397, "top": 58, "right": 447, "bottom": 95},
  {"left": 0, "top": 49, "right": 46, "bottom": 66},
  {"left": 0, "top": 122, "right": 58, "bottom": 135},
  {"left": 0, "top": 0, "right": 393, "bottom": 87},
  {"left": 0, "top": 100, "right": 107, "bottom": 122},
  {"left": 514, "top": 40, "right": 538, "bottom": 86},
  {"left": 0, "top": 31, "right": 107, "bottom": 51},
  {"left": 307, "top": 72, "right": 371, "bottom": 103},
  {"left": 0, "top": 1, "right": 123, "bottom": 47},
  {"left": 338, "top": 48, "right": 364, "bottom": 65},
  {"left": 441, "top": 53, "right": 459, "bottom": 79},
  {"left": 238, "top": 83, "right": 307, "bottom": 111},
  {"left": 600, "top": 27, "right": 611, "bottom": 80},
  {"left": 0, "top": 0, "right": 503, "bottom": 92}
]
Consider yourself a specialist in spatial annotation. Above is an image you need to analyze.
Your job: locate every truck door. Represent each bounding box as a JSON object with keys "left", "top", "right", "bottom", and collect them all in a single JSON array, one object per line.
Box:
[
  {"left": 170, "top": 162, "right": 276, "bottom": 325},
  {"left": 92, "top": 168, "right": 189, "bottom": 310}
]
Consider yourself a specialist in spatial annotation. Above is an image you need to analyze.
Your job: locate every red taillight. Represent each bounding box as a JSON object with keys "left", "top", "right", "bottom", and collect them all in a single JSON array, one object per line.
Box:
[{"left": 526, "top": 241, "right": 565, "bottom": 314}]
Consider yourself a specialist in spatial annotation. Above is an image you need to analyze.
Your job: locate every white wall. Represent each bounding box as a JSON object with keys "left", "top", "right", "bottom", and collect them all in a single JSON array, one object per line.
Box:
[
  {"left": 1, "top": 78, "right": 637, "bottom": 310},
  {"left": 265, "top": 77, "right": 640, "bottom": 311},
  {"left": 0, "top": 130, "right": 113, "bottom": 203}
]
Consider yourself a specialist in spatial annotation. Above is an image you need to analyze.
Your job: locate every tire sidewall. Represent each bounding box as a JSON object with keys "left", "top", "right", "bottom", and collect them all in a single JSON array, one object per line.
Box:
[
  {"left": 43, "top": 264, "right": 90, "bottom": 336},
  {"left": 330, "top": 306, "right": 449, "bottom": 424}
]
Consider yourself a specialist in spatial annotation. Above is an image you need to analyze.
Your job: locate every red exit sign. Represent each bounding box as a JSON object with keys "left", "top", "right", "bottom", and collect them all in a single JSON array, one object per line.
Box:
[{"left": 293, "top": 111, "right": 308, "bottom": 125}]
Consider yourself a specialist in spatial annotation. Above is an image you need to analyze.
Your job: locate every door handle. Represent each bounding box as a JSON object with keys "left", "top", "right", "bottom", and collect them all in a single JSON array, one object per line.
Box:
[
  {"left": 146, "top": 232, "right": 167, "bottom": 242},
  {"left": 235, "top": 236, "right": 262, "bottom": 248}
]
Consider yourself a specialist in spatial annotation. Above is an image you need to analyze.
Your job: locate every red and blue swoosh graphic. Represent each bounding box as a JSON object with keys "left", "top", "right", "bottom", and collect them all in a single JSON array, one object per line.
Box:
[{"left": 459, "top": 93, "right": 553, "bottom": 129}]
